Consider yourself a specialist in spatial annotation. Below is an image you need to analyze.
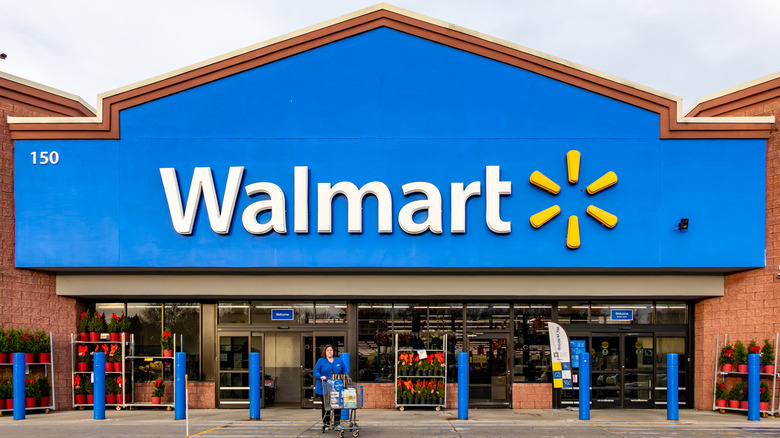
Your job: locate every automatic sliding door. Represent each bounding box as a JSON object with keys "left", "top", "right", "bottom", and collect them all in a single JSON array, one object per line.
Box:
[
  {"left": 623, "top": 334, "right": 653, "bottom": 409},
  {"left": 591, "top": 334, "right": 620, "bottom": 408}
]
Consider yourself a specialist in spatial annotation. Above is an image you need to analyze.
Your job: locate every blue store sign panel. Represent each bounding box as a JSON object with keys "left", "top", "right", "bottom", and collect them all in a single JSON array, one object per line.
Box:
[
  {"left": 610, "top": 309, "right": 634, "bottom": 321},
  {"left": 271, "top": 309, "right": 294, "bottom": 321},
  {"left": 12, "top": 22, "right": 766, "bottom": 270}
]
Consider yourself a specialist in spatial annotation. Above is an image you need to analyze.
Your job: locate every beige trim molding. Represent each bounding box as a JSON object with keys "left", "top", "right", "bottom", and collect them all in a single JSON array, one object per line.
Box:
[{"left": 56, "top": 274, "right": 723, "bottom": 299}]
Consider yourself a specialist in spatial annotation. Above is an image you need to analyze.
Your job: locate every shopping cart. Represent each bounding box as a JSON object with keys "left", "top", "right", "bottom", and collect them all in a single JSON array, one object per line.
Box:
[{"left": 322, "top": 374, "right": 362, "bottom": 437}]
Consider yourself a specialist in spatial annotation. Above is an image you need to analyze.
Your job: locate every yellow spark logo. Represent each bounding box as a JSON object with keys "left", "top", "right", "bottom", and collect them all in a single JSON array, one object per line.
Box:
[{"left": 529, "top": 150, "right": 617, "bottom": 249}]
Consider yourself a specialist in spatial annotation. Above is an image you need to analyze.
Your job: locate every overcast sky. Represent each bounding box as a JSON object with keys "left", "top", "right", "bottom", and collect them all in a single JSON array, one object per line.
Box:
[{"left": 3, "top": 1, "right": 780, "bottom": 112}]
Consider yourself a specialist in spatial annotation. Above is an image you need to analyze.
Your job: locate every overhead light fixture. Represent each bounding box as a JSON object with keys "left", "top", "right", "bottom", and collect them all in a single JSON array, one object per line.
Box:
[{"left": 673, "top": 218, "right": 689, "bottom": 231}]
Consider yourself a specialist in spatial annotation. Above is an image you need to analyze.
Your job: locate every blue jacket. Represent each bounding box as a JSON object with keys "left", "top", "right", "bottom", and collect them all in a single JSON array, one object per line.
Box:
[{"left": 314, "top": 356, "right": 346, "bottom": 395}]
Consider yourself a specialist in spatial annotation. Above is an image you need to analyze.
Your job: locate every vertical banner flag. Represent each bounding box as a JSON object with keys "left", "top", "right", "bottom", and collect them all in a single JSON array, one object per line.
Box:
[{"left": 548, "top": 322, "right": 573, "bottom": 389}]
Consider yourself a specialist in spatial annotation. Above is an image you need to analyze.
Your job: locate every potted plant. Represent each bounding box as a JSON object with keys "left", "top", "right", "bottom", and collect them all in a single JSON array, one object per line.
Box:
[
  {"left": 748, "top": 339, "right": 762, "bottom": 359},
  {"left": 105, "top": 378, "right": 119, "bottom": 405},
  {"left": 83, "top": 378, "right": 94, "bottom": 405},
  {"left": 0, "top": 375, "right": 11, "bottom": 410},
  {"left": 77, "top": 312, "right": 90, "bottom": 342},
  {"left": 114, "top": 376, "right": 129, "bottom": 404},
  {"left": 733, "top": 341, "right": 748, "bottom": 373},
  {"left": 715, "top": 382, "right": 728, "bottom": 407},
  {"left": 88, "top": 312, "right": 105, "bottom": 342},
  {"left": 414, "top": 380, "right": 426, "bottom": 404},
  {"left": 727, "top": 383, "right": 742, "bottom": 408},
  {"left": 151, "top": 379, "right": 165, "bottom": 404},
  {"left": 760, "top": 382, "right": 770, "bottom": 411},
  {"left": 25, "top": 376, "right": 39, "bottom": 408},
  {"left": 436, "top": 380, "right": 445, "bottom": 405},
  {"left": 35, "top": 331, "right": 51, "bottom": 363},
  {"left": 77, "top": 345, "right": 91, "bottom": 371},
  {"left": 38, "top": 377, "right": 51, "bottom": 407},
  {"left": 107, "top": 313, "right": 121, "bottom": 342},
  {"left": 761, "top": 339, "right": 775, "bottom": 374},
  {"left": 108, "top": 344, "right": 121, "bottom": 372},
  {"left": 0, "top": 327, "right": 6, "bottom": 364},
  {"left": 732, "top": 381, "right": 748, "bottom": 409},
  {"left": 118, "top": 314, "right": 131, "bottom": 343},
  {"left": 161, "top": 328, "right": 174, "bottom": 357},
  {"left": 19, "top": 331, "right": 35, "bottom": 364},
  {"left": 719, "top": 344, "right": 734, "bottom": 372},
  {"left": 73, "top": 375, "right": 86, "bottom": 405}
]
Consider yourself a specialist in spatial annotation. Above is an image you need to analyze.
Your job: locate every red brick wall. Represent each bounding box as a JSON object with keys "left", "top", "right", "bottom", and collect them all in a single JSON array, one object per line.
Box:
[
  {"left": 512, "top": 383, "right": 552, "bottom": 409},
  {"left": 694, "top": 99, "right": 780, "bottom": 410},
  {"left": 0, "top": 99, "right": 84, "bottom": 411},
  {"left": 131, "top": 381, "right": 214, "bottom": 408}
]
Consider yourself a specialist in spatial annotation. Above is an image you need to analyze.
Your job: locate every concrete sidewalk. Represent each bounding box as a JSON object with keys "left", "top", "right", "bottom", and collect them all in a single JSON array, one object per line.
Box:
[{"left": 0, "top": 407, "right": 778, "bottom": 437}]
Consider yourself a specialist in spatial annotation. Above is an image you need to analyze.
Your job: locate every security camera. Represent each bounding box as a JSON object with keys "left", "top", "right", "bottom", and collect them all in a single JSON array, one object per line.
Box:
[{"left": 0, "top": 53, "right": 6, "bottom": 60}]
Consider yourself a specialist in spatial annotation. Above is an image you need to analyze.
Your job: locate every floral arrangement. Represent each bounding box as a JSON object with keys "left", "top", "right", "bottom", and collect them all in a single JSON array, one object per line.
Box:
[
  {"left": 77, "top": 312, "right": 90, "bottom": 334},
  {"left": 109, "top": 344, "right": 120, "bottom": 362},
  {"left": 761, "top": 339, "right": 774, "bottom": 366},
  {"left": 107, "top": 314, "right": 122, "bottom": 334},
  {"left": 398, "top": 352, "right": 414, "bottom": 373},
  {"left": 105, "top": 378, "right": 120, "bottom": 395},
  {"left": 25, "top": 376, "right": 39, "bottom": 398},
  {"left": 34, "top": 331, "right": 50, "bottom": 354},
  {"left": 73, "top": 375, "right": 84, "bottom": 395},
  {"left": 719, "top": 344, "right": 734, "bottom": 365},
  {"left": 88, "top": 311, "right": 106, "bottom": 333},
  {"left": 0, "top": 376, "right": 11, "bottom": 400},
  {"left": 760, "top": 382, "right": 770, "bottom": 403},
  {"left": 152, "top": 379, "right": 166, "bottom": 397},
  {"left": 715, "top": 382, "right": 729, "bottom": 400},
  {"left": 733, "top": 341, "right": 747, "bottom": 365},
  {"left": 748, "top": 340, "right": 761, "bottom": 356},
  {"left": 161, "top": 328, "right": 174, "bottom": 351},
  {"left": 730, "top": 381, "right": 746, "bottom": 402},
  {"left": 77, "top": 345, "right": 90, "bottom": 362}
]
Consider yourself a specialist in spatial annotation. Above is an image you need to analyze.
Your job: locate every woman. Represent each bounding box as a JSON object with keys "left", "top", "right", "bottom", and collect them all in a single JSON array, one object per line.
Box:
[{"left": 314, "top": 344, "right": 346, "bottom": 429}]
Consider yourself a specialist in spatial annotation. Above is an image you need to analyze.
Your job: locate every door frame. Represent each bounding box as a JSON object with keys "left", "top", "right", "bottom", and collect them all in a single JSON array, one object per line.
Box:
[
  {"left": 216, "top": 331, "right": 264, "bottom": 408},
  {"left": 301, "top": 331, "right": 349, "bottom": 409},
  {"left": 467, "top": 332, "right": 512, "bottom": 407}
]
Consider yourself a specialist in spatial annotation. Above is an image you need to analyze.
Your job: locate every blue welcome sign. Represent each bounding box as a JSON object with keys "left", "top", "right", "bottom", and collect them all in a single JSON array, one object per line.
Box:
[
  {"left": 271, "top": 309, "right": 294, "bottom": 321},
  {"left": 610, "top": 309, "right": 634, "bottom": 321}
]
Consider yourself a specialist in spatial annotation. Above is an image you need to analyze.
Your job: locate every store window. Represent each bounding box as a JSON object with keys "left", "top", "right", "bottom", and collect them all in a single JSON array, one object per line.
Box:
[
  {"left": 357, "top": 303, "right": 393, "bottom": 382},
  {"left": 557, "top": 301, "right": 589, "bottom": 324},
  {"left": 164, "top": 303, "right": 201, "bottom": 380},
  {"left": 429, "top": 303, "right": 463, "bottom": 383},
  {"left": 393, "top": 303, "right": 427, "bottom": 335},
  {"left": 250, "top": 301, "right": 314, "bottom": 324},
  {"left": 96, "top": 303, "right": 125, "bottom": 319},
  {"left": 655, "top": 302, "right": 687, "bottom": 324},
  {"left": 315, "top": 302, "right": 347, "bottom": 324},
  {"left": 127, "top": 303, "right": 162, "bottom": 356},
  {"left": 466, "top": 303, "right": 510, "bottom": 331},
  {"left": 513, "top": 303, "right": 552, "bottom": 383},
  {"left": 218, "top": 301, "right": 250, "bottom": 324},
  {"left": 590, "top": 303, "right": 652, "bottom": 324}
]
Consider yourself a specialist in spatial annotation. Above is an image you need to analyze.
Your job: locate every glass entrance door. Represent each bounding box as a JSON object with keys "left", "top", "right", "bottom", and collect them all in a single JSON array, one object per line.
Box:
[
  {"left": 218, "top": 333, "right": 263, "bottom": 408},
  {"left": 468, "top": 334, "right": 511, "bottom": 407},
  {"left": 301, "top": 333, "right": 346, "bottom": 409},
  {"left": 591, "top": 333, "right": 653, "bottom": 409}
]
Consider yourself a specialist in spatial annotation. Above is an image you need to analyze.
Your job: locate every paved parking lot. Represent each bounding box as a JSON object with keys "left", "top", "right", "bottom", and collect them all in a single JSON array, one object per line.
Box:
[{"left": 0, "top": 407, "right": 779, "bottom": 438}]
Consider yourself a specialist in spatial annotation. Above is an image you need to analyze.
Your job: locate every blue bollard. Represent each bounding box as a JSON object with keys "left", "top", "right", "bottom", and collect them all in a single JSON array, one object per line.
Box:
[
  {"left": 13, "top": 353, "right": 25, "bottom": 420},
  {"left": 94, "top": 352, "right": 106, "bottom": 420},
  {"left": 249, "top": 352, "right": 260, "bottom": 420},
  {"left": 175, "top": 352, "right": 187, "bottom": 420},
  {"left": 340, "top": 352, "right": 351, "bottom": 422},
  {"left": 579, "top": 353, "right": 590, "bottom": 420},
  {"left": 458, "top": 352, "right": 468, "bottom": 420},
  {"left": 748, "top": 353, "right": 760, "bottom": 421},
  {"left": 667, "top": 353, "right": 678, "bottom": 421}
]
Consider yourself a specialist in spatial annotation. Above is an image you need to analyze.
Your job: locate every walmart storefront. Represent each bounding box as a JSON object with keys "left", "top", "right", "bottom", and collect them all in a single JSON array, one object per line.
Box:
[{"left": 10, "top": 7, "right": 769, "bottom": 409}]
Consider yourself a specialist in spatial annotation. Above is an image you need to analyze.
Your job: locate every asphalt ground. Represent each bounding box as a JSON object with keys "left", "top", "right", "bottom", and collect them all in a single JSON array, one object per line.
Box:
[{"left": 1, "top": 407, "right": 779, "bottom": 438}]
